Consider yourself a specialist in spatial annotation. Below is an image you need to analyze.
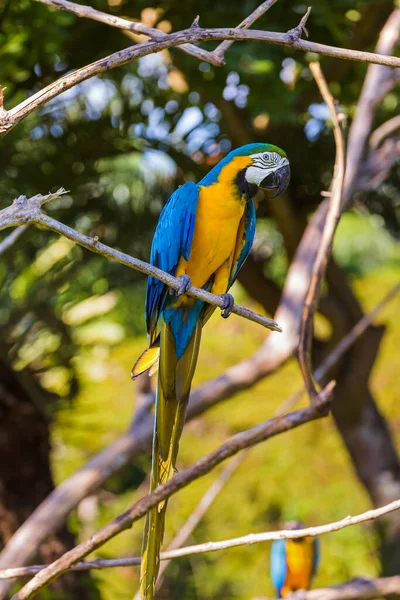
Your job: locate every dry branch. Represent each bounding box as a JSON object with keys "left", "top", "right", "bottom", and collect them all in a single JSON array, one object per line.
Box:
[
  {"left": 2, "top": 8, "right": 400, "bottom": 138},
  {"left": 0, "top": 190, "right": 280, "bottom": 332},
  {"left": 211, "top": 0, "right": 279, "bottom": 57},
  {"left": 298, "top": 62, "right": 346, "bottom": 407},
  {"left": 11, "top": 402, "right": 329, "bottom": 600},
  {"left": 4, "top": 497, "right": 400, "bottom": 582}
]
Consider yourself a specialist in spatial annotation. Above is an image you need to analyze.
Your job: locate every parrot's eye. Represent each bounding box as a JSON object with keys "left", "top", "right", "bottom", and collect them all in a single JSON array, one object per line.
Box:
[{"left": 263, "top": 153, "right": 270, "bottom": 160}]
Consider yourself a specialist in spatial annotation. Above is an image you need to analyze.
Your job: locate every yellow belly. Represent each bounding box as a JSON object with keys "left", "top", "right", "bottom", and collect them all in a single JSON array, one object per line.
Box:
[
  {"left": 176, "top": 182, "right": 245, "bottom": 295},
  {"left": 281, "top": 539, "right": 314, "bottom": 596}
]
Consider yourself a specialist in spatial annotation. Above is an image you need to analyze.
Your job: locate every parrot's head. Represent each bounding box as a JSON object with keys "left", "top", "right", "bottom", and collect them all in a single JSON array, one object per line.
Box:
[
  {"left": 244, "top": 144, "right": 290, "bottom": 198},
  {"left": 200, "top": 143, "right": 290, "bottom": 198}
]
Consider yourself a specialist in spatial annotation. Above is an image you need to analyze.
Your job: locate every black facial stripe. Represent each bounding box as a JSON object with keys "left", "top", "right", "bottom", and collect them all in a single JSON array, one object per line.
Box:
[{"left": 235, "top": 169, "right": 258, "bottom": 199}]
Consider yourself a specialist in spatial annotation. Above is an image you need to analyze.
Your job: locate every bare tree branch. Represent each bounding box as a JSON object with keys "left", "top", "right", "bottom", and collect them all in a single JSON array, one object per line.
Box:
[
  {"left": 0, "top": 190, "right": 280, "bottom": 332},
  {"left": 2, "top": 8, "right": 400, "bottom": 139},
  {"left": 298, "top": 62, "right": 345, "bottom": 407},
  {"left": 126, "top": 497, "right": 400, "bottom": 561},
  {"left": 11, "top": 402, "right": 329, "bottom": 600},
  {"left": 4, "top": 497, "right": 400, "bottom": 583}
]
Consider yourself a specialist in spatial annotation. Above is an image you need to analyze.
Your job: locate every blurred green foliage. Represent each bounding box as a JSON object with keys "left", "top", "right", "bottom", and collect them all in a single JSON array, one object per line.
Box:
[{"left": 2, "top": 0, "right": 400, "bottom": 597}]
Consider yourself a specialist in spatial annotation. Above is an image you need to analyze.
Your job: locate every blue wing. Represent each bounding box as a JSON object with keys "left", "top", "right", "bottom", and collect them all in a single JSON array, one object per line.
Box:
[
  {"left": 270, "top": 540, "right": 287, "bottom": 598},
  {"left": 146, "top": 182, "right": 199, "bottom": 343},
  {"left": 312, "top": 538, "right": 320, "bottom": 578},
  {"left": 228, "top": 199, "right": 256, "bottom": 288}
]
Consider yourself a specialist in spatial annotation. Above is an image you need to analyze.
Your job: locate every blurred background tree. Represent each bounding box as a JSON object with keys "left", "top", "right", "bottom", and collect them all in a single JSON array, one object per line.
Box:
[{"left": 1, "top": 0, "right": 400, "bottom": 598}]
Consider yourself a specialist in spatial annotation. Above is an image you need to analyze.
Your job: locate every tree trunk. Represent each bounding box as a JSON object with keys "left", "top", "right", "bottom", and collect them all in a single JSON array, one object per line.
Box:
[{"left": 0, "top": 359, "right": 99, "bottom": 599}]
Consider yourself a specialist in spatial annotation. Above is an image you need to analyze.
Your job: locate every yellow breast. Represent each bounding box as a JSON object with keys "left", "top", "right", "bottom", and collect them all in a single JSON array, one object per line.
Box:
[
  {"left": 282, "top": 538, "right": 315, "bottom": 595},
  {"left": 175, "top": 156, "right": 252, "bottom": 291}
]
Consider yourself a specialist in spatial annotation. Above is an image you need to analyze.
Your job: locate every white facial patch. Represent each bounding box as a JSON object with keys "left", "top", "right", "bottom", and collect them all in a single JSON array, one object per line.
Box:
[{"left": 245, "top": 152, "right": 289, "bottom": 186}]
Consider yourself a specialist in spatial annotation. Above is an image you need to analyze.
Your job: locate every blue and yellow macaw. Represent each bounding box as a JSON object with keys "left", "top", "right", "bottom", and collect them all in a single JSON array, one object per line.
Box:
[
  {"left": 270, "top": 525, "right": 320, "bottom": 597},
  {"left": 132, "top": 143, "right": 290, "bottom": 599}
]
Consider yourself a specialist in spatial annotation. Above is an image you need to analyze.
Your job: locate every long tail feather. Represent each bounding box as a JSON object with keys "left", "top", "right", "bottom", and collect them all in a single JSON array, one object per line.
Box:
[{"left": 140, "top": 318, "right": 202, "bottom": 599}]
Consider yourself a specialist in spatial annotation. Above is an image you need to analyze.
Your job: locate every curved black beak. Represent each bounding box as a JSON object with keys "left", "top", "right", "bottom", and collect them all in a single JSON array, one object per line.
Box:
[{"left": 260, "top": 164, "right": 290, "bottom": 198}]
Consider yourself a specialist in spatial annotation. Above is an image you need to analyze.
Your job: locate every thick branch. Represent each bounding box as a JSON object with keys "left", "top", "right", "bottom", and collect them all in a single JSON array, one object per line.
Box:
[
  {"left": 0, "top": 190, "right": 280, "bottom": 332},
  {"left": 11, "top": 402, "right": 328, "bottom": 600},
  {"left": 2, "top": 12, "right": 400, "bottom": 138},
  {"left": 298, "top": 62, "right": 345, "bottom": 406}
]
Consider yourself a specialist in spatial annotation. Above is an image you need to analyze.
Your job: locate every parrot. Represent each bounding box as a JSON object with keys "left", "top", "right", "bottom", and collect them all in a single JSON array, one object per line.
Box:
[
  {"left": 131, "top": 143, "right": 290, "bottom": 599},
  {"left": 270, "top": 523, "right": 320, "bottom": 597}
]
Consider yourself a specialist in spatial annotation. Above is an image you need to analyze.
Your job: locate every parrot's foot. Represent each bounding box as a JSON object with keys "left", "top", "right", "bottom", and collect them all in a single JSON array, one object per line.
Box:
[
  {"left": 171, "top": 274, "right": 192, "bottom": 297},
  {"left": 220, "top": 293, "right": 234, "bottom": 318}
]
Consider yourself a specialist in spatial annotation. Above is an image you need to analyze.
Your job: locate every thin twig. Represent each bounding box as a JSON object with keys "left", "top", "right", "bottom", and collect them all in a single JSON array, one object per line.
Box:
[
  {"left": 0, "top": 191, "right": 281, "bottom": 332},
  {"left": 213, "top": 0, "right": 279, "bottom": 57},
  {"left": 11, "top": 402, "right": 329, "bottom": 600},
  {"left": 298, "top": 62, "right": 346, "bottom": 407},
  {"left": 4, "top": 497, "right": 400, "bottom": 582},
  {"left": 2, "top": 12, "right": 400, "bottom": 138},
  {"left": 0, "top": 225, "right": 28, "bottom": 256}
]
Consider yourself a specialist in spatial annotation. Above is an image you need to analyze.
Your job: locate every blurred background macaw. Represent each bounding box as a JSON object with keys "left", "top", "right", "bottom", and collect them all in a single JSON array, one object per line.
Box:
[{"left": 270, "top": 522, "right": 320, "bottom": 598}]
